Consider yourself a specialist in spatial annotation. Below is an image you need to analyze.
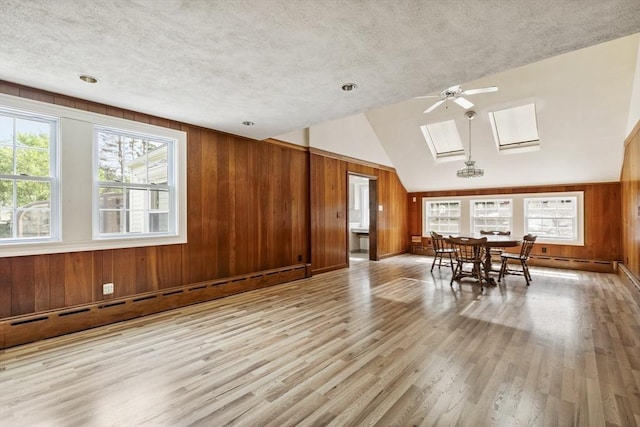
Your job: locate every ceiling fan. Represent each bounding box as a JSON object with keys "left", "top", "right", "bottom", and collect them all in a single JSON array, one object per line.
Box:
[{"left": 417, "top": 85, "right": 498, "bottom": 113}]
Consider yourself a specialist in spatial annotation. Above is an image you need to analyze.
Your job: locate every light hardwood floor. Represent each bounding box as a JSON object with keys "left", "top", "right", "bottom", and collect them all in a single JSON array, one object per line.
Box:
[{"left": 1, "top": 255, "right": 639, "bottom": 426}]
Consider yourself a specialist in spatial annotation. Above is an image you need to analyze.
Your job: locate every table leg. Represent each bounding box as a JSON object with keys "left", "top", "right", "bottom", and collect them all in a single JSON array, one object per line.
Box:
[{"left": 483, "top": 249, "right": 497, "bottom": 285}]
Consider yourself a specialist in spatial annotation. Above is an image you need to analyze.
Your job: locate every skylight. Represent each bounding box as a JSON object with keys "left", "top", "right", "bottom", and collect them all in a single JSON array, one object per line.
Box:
[
  {"left": 420, "top": 120, "right": 465, "bottom": 161},
  {"left": 489, "top": 103, "right": 540, "bottom": 151}
]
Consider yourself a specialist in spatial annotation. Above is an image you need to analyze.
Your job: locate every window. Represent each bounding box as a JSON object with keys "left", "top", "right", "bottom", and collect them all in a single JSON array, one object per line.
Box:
[
  {"left": 1, "top": 94, "right": 187, "bottom": 257},
  {"left": 422, "top": 191, "right": 583, "bottom": 245},
  {"left": 95, "top": 127, "right": 175, "bottom": 237},
  {"left": 0, "top": 107, "right": 58, "bottom": 242},
  {"left": 524, "top": 196, "right": 578, "bottom": 241},
  {"left": 424, "top": 200, "right": 461, "bottom": 235},
  {"left": 471, "top": 199, "right": 512, "bottom": 234},
  {"left": 420, "top": 120, "right": 465, "bottom": 161},
  {"left": 489, "top": 103, "right": 540, "bottom": 152}
]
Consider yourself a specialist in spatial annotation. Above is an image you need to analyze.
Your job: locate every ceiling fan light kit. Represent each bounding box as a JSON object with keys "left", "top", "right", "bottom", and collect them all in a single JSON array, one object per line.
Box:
[
  {"left": 419, "top": 84, "right": 498, "bottom": 114},
  {"left": 456, "top": 110, "right": 484, "bottom": 178}
]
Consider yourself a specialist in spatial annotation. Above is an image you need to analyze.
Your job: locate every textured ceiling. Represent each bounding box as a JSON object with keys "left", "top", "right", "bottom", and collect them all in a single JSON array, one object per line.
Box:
[{"left": 1, "top": 0, "right": 639, "bottom": 141}]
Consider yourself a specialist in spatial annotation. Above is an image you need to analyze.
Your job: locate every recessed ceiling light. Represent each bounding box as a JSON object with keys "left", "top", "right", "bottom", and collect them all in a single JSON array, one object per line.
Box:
[
  {"left": 341, "top": 83, "right": 358, "bottom": 92},
  {"left": 242, "top": 121, "right": 255, "bottom": 126},
  {"left": 79, "top": 74, "right": 99, "bottom": 84}
]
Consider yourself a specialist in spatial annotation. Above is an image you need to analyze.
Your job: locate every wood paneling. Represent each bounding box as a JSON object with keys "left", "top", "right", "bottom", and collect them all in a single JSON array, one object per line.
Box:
[
  {"left": 621, "top": 120, "right": 640, "bottom": 280},
  {"left": 310, "top": 154, "right": 348, "bottom": 273},
  {"left": 409, "top": 183, "right": 623, "bottom": 262},
  {"left": 0, "top": 81, "right": 310, "bottom": 320},
  {"left": 377, "top": 168, "right": 409, "bottom": 257},
  {"left": 310, "top": 155, "right": 409, "bottom": 273}
]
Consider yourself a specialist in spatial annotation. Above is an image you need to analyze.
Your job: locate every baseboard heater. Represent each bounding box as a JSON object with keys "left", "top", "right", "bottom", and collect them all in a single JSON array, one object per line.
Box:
[
  {"left": 410, "top": 246, "right": 615, "bottom": 273},
  {"left": 0, "top": 264, "right": 310, "bottom": 350},
  {"left": 526, "top": 256, "right": 614, "bottom": 273}
]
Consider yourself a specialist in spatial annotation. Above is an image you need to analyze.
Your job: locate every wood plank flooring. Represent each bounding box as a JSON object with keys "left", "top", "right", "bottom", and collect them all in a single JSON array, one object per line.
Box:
[{"left": 1, "top": 254, "right": 639, "bottom": 426}]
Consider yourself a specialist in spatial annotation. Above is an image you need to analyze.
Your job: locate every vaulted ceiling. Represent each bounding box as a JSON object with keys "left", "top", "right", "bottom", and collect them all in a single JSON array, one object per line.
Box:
[{"left": 1, "top": 1, "right": 639, "bottom": 191}]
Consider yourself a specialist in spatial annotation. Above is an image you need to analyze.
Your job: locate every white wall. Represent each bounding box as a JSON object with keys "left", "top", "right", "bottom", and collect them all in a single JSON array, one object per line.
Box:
[{"left": 626, "top": 39, "right": 640, "bottom": 137}]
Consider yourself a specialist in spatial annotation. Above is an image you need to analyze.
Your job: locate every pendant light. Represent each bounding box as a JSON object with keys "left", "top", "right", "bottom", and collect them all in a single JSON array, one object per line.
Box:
[{"left": 456, "top": 110, "right": 484, "bottom": 178}]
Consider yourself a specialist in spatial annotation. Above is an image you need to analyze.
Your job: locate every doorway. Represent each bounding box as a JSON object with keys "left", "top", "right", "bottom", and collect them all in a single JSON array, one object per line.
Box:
[{"left": 347, "top": 173, "right": 378, "bottom": 262}]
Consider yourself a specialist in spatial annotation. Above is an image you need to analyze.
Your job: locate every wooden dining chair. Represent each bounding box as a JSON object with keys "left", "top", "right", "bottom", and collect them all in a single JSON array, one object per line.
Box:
[
  {"left": 448, "top": 236, "right": 487, "bottom": 292},
  {"left": 498, "top": 234, "right": 537, "bottom": 285},
  {"left": 430, "top": 231, "right": 455, "bottom": 273}
]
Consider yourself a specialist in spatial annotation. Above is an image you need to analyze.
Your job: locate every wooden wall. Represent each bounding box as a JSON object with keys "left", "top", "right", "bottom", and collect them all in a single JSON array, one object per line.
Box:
[
  {"left": 310, "top": 151, "right": 409, "bottom": 273},
  {"left": 408, "top": 182, "right": 623, "bottom": 262},
  {"left": 621, "top": 121, "right": 640, "bottom": 280},
  {"left": 0, "top": 81, "right": 409, "bottom": 323},
  {"left": 0, "top": 81, "right": 310, "bottom": 319}
]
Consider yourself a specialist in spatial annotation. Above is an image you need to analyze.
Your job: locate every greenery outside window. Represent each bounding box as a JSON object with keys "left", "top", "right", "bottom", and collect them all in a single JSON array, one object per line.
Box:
[
  {"left": 0, "top": 108, "right": 58, "bottom": 242},
  {"left": 95, "top": 127, "right": 175, "bottom": 238}
]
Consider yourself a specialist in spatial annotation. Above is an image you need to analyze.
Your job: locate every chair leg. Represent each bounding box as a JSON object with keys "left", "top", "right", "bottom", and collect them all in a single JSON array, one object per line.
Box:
[
  {"left": 498, "top": 258, "right": 507, "bottom": 281},
  {"left": 431, "top": 253, "right": 438, "bottom": 272},
  {"left": 448, "top": 253, "right": 454, "bottom": 274},
  {"left": 450, "top": 261, "right": 460, "bottom": 286},
  {"left": 522, "top": 260, "right": 531, "bottom": 285},
  {"left": 475, "top": 263, "right": 484, "bottom": 292}
]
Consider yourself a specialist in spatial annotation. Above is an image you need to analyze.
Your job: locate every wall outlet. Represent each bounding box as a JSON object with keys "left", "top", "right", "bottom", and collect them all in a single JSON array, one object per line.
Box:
[{"left": 103, "top": 283, "right": 114, "bottom": 295}]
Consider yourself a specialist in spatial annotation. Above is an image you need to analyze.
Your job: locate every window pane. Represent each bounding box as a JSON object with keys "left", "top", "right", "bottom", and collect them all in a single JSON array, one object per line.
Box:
[
  {"left": 99, "top": 210, "right": 122, "bottom": 234},
  {"left": 150, "top": 189, "right": 169, "bottom": 210},
  {"left": 0, "top": 179, "right": 14, "bottom": 209},
  {"left": 16, "top": 208, "right": 50, "bottom": 238},
  {"left": 16, "top": 147, "right": 49, "bottom": 177},
  {"left": 16, "top": 180, "right": 50, "bottom": 208},
  {"left": 16, "top": 118, "right": 51, "bottom": 146},
  {"left": 127, "top": 188, "right": 147, "bottom": 210},
  {"left": 127, "top": 210, "right": 145, "bottom": 233},
  {"left": 149, "top": 213, "right": 169, "bottom": 232},
  {"left": 0, "top": 115, "right": 13, "bottom": 145},
  {"left": 98, "top": 132, "right": 123, "bottom": 182},
  {"left": 99, "top": 187, "right": 124, "bottom": 210},
  {"left": 0, "top": 146, "right": 13, "bottom": 174},
  {"left": 148, "top": 144, "right": 168, "bottom": 184},
  {"left": 0, "top": 208, "right": 12, "bottom": 238}
]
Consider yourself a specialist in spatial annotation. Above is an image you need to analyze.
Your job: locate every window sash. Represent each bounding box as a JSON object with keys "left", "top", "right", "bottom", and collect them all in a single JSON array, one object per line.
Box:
[
  {"left": 524, "top": 197, "right": 577, "bottom": 240},
  {"left": 425, "top": 201, "right": 461, "bottom": 234},
  {"left": 94, "top": 127, "right": 176, "bottom": 238},
  {"left": 471, "top": 199, "right": 512, "bottom": 234},
  {"left": 0, "top": 107, "right": 58, "bottom": 242}
]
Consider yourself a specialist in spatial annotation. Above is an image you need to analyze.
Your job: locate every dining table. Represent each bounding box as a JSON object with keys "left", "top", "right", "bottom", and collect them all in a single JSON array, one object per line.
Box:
[{"left": 447, "top": 233, "right": 522, "bottom": 285}]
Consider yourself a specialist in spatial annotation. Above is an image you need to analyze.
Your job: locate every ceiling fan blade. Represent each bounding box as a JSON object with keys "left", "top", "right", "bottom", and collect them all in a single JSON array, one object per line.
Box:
[
  {"left": 454, "top": 97, "right": 474, "bottom": 109},
  {"left": 461, "top": 86, "right": 498, "bottom": 96},
  {"left": 414, "top": 94, "right": 442, "bottom": 99},
  {"left": 423, "top": 99, "right": 445, "bottom": 113}
]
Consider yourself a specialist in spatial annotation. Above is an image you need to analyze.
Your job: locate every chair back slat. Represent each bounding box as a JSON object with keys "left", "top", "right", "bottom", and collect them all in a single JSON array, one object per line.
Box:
[
  {"left": 519, "top": 234, "right": 537, "bottom": 259},
  {"left": 431, "top": 231, "right": 447, "bottom": 252},
  {"left": 448, "top": 236, "right": 487, "bottom": 263}
]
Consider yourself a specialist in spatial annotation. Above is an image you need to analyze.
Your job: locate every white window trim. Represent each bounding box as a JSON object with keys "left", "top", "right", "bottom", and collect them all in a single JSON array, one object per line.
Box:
[
  {"left": 422, "top": 191, "right": 584, "bottom": 246},
  {"left": 470, "top": 198, "right": 512, "bottom": 235},
  {"left": 0, "top": 93, "right": 187, "bottom": 258},
  {"left": 93, "top": 126, "right": 177, "bottom": 239},
  {"left": 0, "top": 106, "right": 60, "bottom": 244},
  {"left": 422, "top": 199, "right": 462, "bottom": 236},
  {"left": 523, "top": 194, "right": 583, "bottom": 245}
]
